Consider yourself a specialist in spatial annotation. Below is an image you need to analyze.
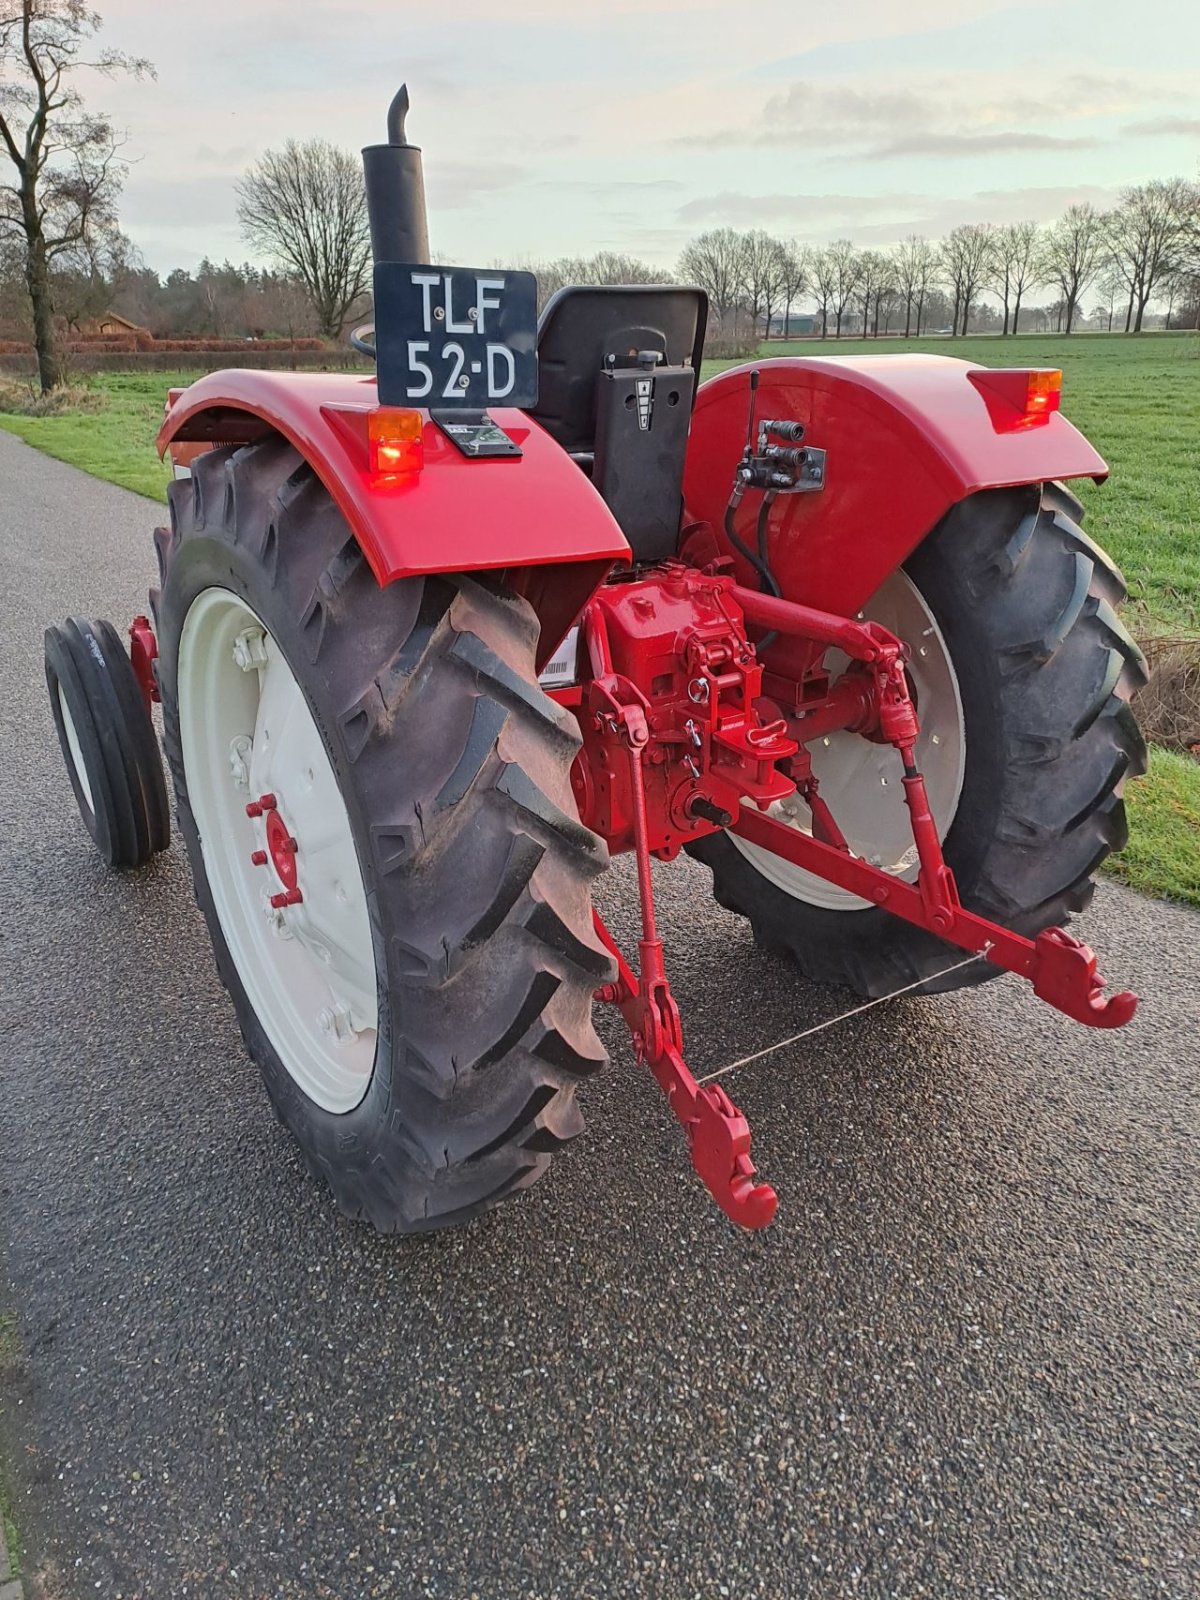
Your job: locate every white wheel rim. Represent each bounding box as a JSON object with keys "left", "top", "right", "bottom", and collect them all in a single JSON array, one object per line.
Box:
[
  {"left": 729, "top": 568, "right": 966, "bottom": 911},
  {"left": 58, "top": 683, "right": 96, "bottom": 815},
  {"left": 178, "top": 588, "right": 378, "bottom": 1113}
]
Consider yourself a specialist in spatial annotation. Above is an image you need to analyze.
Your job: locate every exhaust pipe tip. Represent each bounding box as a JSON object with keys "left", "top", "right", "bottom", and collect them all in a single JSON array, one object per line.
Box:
[
  {"left": 362, "top": 81, "right": 430, "bottom": 266},
  {"left": 386, "top": 83, "right": 411, "bottom": 147}
]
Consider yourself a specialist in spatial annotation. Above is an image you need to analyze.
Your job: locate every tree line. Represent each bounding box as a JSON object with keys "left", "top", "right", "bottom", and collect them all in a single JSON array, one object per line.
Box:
[
  {"left": 3, "top": 5, "right": 1199, "bottom": 394},
  {"left": 675, "top": 184, "right": 1200, "bottom": 341}
]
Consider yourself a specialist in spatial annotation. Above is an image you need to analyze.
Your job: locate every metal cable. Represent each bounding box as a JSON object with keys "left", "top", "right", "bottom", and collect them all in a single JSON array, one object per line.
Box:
[{"left": 696, "top": 944, "right": 994, "bottom": 1086}]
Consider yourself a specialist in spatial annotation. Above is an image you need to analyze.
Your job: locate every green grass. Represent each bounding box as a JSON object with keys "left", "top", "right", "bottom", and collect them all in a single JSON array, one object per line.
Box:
[
  {"left": 1109, "top": 747, "right": 1200, "bottom": 907},
  {"left": 0, "top": 369, "right": 202, "bottom": 500},
  {"left": 2, "top": 337, "right": 1197, "bottom": 909}
]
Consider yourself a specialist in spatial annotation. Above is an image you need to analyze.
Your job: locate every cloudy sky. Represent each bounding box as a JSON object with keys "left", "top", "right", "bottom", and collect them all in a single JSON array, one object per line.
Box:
[{"left": 90, "top": 0, "right": 1199, "bottom": 275}]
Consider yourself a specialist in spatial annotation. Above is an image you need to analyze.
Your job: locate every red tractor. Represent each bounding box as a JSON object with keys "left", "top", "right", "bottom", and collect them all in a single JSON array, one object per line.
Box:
[{"left": 45, "top": 88, "right": 1146, "bottom": 1233}]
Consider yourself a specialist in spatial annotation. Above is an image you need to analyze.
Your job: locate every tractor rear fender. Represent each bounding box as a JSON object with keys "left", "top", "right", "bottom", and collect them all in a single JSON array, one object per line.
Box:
[
  {"left": 683, "top": 355, "right": 1109, "bottom": 616},
  {"left": 157, "top": 370, "right": 630, "bottom": 663}
]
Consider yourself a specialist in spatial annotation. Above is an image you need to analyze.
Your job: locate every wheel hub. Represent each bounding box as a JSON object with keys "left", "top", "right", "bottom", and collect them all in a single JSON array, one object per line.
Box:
[{"left": 247, "top": 792, "right": 303, "bottom": 908}]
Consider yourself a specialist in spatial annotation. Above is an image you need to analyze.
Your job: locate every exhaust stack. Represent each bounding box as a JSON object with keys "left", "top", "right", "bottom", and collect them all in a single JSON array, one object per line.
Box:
[{"left": 362, "top": 84, "right": 430, "bottom": 265}]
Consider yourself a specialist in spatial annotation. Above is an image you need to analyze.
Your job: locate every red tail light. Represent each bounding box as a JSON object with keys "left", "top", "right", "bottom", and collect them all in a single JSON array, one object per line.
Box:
[
  {"left": 1024, "top": 369, "right": 1063, "bottom": 415},
  {"left": 968, "top": 368, "right": 1062, "bottom": 429}
]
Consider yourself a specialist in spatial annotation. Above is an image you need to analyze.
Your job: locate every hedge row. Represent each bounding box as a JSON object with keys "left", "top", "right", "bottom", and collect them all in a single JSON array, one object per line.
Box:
[
  {"left": 0, "top": 349, "right": 372, "bottom": 376},
  {"left": 0, "top": 335, "right": 331, "bottom": 355}
]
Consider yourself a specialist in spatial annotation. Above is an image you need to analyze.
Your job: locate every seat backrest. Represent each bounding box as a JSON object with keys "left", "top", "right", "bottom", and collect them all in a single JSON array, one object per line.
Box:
[
  {"left": 530, "top": 285, "right": 708, "bottom": 562},
  {"left": 531, "top": 285, "right": 708, "bottom": 453}
]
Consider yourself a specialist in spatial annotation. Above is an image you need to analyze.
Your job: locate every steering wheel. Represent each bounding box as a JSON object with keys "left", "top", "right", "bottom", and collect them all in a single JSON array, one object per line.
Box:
[{"left": 350, "top": 324, "right": 377, "bottom": 360}]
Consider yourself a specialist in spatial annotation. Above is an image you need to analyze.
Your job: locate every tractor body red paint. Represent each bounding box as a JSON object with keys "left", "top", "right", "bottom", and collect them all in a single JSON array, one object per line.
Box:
[
  {"left": 265, "top": 810, "right": 300, "bottom": 895},
  {"left": 552, "top": 560, "right": 1135, "bottom": 1226},
  {"left": 157, "top": 371, "right": 629, "bottom": 664},
  {"left": 683, "top": 356, "right": 1108, "bottom": 617},
  {"left": 128, "top": 614, "right": 159, "bottom": 714},
  {"left": 568, "top": 569, "right": 795, "bottom": 856}
]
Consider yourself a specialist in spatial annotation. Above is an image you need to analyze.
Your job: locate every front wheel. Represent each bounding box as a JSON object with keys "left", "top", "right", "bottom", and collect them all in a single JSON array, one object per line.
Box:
[
  {"left": 154, "top": 440, "right": 615, "bottom": 1232},
  {"left": 690, "top": 482, "right": 1147, "bottom": 997}
]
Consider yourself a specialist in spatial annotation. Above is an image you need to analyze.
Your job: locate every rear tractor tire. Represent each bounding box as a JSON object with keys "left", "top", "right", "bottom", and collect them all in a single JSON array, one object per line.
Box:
[
  {"left": 690, "top": 482, "right": 1147, "bottom": 998},
  {"left": 153, "top": 439, "right": 615, "bottom": 1232}
]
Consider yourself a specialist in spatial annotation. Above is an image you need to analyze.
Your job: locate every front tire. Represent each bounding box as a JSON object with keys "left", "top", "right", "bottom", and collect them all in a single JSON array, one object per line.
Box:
[
  {"left": 154, "top": 440, "right": 615, "bottom": 1232},
  {"left": 45, "top": 616, "right": 170, "bottom": 868},
  {"left": 690, "top": 482, "right": 1148, "bottom": 997}
]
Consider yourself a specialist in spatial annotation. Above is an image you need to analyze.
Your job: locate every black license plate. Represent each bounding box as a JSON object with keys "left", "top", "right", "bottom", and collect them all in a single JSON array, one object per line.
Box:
[{"left": 373, "top": 263, "right": 538, "bottom": 411}]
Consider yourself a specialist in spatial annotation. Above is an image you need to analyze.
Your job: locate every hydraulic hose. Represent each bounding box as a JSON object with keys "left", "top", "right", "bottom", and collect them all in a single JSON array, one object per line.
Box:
[{"left": 723, "top": 494, "right": 781, "bottom": 653}]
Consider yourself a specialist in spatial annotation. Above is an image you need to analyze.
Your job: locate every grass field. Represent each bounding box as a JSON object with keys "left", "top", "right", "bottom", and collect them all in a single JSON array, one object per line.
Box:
[
  {"left": 2, "top": 333, "right": 1197, "bottom": 906},
  {"left": 0, "top": 368, "right": 203, "bottom": 500}
]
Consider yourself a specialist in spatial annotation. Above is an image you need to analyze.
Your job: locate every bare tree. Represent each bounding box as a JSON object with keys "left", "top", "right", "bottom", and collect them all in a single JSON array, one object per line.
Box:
[
  {"left": 870, "top": 251, "right": 900, "bottom": 336},
  {"left": 940, "top": 224, "right": 992, "bottom": 335},
  {"left": 737, "top": 230, "right": 781, "bottom": 339},
  {"left": 824, "top": 238, "right": 861, "bottom": 338},
  {"left": 809, "top": 246, "right": 834, "bottom": 339},
  {"left": 1093, "top": 261, "right": 1124, "bottom": 332},
  {"left": 678, "top": 227, "right": 748, "bottom": 327},
  {"left": 1042, "top": 204, "right": 1104, "bottom": 335},
  {"left": 777, "top": 240, "right": 808, "bottom": 339},
  {"left": 237, "top": 139, "right": 372, "bottom": 341},
  {"left": 854, "top": 249, "right": 884, "bottom": 338},
  {"left": 1105, "top": 179, "right": 1197, "bottom": 334},
  {"left": 52, "top": 222, "right": 136, "bottom": 332},
  {"left": 554, "top": 251, "right": 662, "bottom": 286},
  {"left": 0, "top": 2, "right": 151, "bottom": 390},
  {"left": 895, "top": 233, "right": 940, "bottom": 337},
  {"left": 525, "top": 251, "right": 664, "bottom": 313},
  {"left": 988, "top": 221, "right": 1041, "bottom": 335},
  {"left": 1168, "top": 262, "right": 1200, "bottom": 330}
]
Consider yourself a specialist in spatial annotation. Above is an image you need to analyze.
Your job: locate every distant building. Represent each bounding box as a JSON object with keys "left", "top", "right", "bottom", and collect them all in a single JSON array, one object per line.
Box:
[
  {"left": 768, "top": 312, "right": 819, "bottom": 338},
  {"left": 84, "top": 310, "right": 151, "bottom": 340}
]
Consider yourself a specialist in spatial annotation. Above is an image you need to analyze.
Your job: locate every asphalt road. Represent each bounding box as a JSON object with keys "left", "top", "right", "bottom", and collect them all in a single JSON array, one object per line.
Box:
[{"left": 1, "top": 427, "right": 1197, "bottom": 1600}]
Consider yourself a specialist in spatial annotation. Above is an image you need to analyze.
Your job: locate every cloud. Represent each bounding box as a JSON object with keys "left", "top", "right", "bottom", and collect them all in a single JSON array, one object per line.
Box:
[
  {"left": 675, "top": 190, "right": 929, "bottom": 227},
  {"left": 879, "top": 131, "right": 1100, "bottom": 158},
  {"left": 1122, "top": 116, "right": 1200, "bottom": 137},
  {"left": 675, "top": 72, "right": 1150, "bottom": 159},
  {"left": 194, "top": 144, "right": 253, "bottom": 168},
  {"left": 119, "top": 175, "right": 241, "bottom": 230},
  {"left": 539, "top": 178, "right": 685, "bottom": 197}
]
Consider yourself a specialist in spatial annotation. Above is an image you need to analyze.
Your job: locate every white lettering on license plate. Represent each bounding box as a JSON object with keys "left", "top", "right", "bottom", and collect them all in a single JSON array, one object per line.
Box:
[{"left": 404, "top": 271, "right": 516, "bottom": 403}]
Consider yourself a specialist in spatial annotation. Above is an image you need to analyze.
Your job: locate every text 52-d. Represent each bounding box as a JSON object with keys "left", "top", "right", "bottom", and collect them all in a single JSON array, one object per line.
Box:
[{"left": 405, "top": 271, "right": 517, "bottom": 402}]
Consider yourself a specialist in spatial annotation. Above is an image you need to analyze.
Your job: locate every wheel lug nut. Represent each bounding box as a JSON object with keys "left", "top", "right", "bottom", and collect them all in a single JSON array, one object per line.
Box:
[
  {"left": 251, "top": 849, "right": 268, "bottom": 867},
  {"left": 270, "top": 887, "right": 303, "bottom": 910},
  {"left": 246, "top": 791, "right": 277, "bottom": 819},
  {"left": 318, "top": 1001, "right": 356, "bottom": 1042}
]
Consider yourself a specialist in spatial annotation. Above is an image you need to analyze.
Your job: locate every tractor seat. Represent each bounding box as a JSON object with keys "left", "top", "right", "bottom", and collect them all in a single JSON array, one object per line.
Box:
[{"left": 530, "top": 285, "right": 708, "bottom": 562}]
